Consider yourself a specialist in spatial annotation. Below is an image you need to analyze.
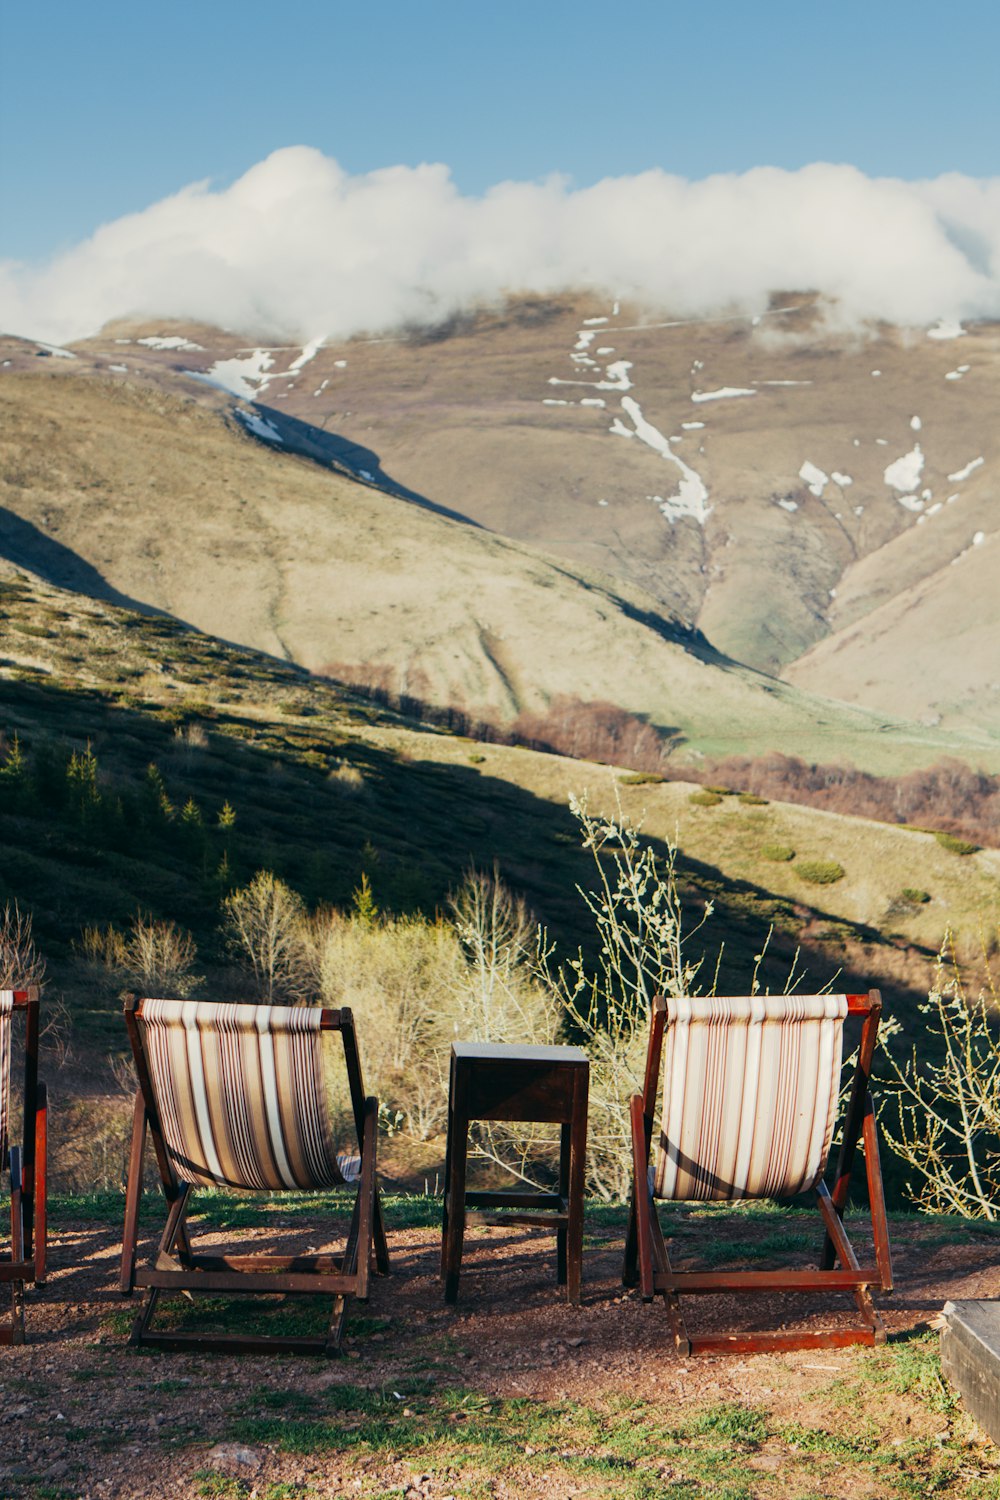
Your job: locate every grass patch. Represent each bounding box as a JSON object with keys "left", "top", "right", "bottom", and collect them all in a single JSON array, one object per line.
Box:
[
  {"left": 761, "top": 842, "right": 795, "bottom": 861},
  {"left": 193, "top": 1359, "right": 989, "bottom": 1500},
  {"left": 797, "top": 858, "right": 846, "bottom": 885},
  {"left": 934, "top": 831, "right": 979, "bottom": 856}
]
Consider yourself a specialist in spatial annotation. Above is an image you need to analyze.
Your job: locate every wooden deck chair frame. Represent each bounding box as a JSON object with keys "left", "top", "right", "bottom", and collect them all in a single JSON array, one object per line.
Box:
[
  {"left": 2, "top": 987, "right": 47, "bottom": 1347},
  {"left": 120, "top": 997, "right": 389, "bottom": 1355},
  {"left": 624, "top": 989, "right": 893, "bottom": 1356}
]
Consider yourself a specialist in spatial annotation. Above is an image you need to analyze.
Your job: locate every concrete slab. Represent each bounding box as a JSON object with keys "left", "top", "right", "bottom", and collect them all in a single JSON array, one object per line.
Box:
[{"left": 941, "top": 1299, "right": 1000, "bottom": 1443}]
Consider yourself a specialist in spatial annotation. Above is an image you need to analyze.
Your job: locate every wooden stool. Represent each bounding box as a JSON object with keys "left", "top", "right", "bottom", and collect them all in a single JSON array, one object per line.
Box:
[{"left": 440, "top": 1042, "right": 589, "bottom": 1304}]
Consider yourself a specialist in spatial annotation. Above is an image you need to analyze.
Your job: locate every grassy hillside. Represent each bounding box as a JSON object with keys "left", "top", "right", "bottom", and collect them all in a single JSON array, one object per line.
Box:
[
  {"left": 3, "top": 366, "right": 999, "bottom": 779},
  {"left": 5, "top": 563, "right": 998, "bottom": 1212},
  {"left": 44, "top": 296, "right": 1000, "bottom": 730},
  {"left": 4, "top": 561, "right": 992, "bottom": 1001}
]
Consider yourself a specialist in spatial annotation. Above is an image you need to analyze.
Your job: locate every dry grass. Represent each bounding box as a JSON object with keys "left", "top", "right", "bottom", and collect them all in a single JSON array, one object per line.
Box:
[{"left": 2, "top": 366, "right": 999, "bottom": 774}]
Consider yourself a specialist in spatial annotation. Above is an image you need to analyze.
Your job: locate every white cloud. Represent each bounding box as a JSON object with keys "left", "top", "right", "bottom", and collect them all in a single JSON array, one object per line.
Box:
[{"left": 3, "top": 149, "right": 1000, "bottom": 343}]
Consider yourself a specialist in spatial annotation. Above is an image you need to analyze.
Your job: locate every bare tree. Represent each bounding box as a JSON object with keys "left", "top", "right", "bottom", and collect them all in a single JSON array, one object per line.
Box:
[
  {"left": 221, "top": 871, "right": 314, "bottom": 1002},
  {"left": 880, "top": 932, "right": 1000, "bottom": 1218},
  {"left": 121, "top": 913, "right": 201, "bottom": 997},
  {"left": 0, "top": 900, "right": 46, "bottom": 991}
]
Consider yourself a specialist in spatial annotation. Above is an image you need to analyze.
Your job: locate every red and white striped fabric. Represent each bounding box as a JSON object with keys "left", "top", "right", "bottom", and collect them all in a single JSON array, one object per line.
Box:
[
  {"left": 138, "top": 999, "right": 355, "bottom": 1191},
  {"left": 653, "top": 994, "right": 848, "bottom": 1201},
  {"left": 0, "top": 991, "right": 12, "bottom": 1161}
]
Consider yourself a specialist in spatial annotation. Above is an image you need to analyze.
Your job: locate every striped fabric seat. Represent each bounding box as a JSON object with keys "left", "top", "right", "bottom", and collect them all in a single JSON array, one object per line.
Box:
[
  {"left": 653, "top": 993, "right": 847, "bottom": 1202},
  {"left": 138, "top": 999, "right": 350, "bottom": 1191},
  {"left": 0, "top": 991, "right": 12, "bottom": 1162}
]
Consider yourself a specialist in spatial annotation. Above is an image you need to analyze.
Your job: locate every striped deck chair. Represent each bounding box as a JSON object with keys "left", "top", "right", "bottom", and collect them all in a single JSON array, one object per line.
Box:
[
  {"left": 624, "top": 990, "right": 893, "bottom": 1355},
  {"left": 120, "top": 996, "right": 389, "bottom": 1355},
  {"left": 1, "top": 987, "right": 47, "bottom": 1347}
]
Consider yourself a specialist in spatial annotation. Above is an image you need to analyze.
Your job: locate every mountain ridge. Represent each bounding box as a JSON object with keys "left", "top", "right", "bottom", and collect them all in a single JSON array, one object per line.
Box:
[{"left": 2, "top": 293, "right": 999, "bottom": 769}]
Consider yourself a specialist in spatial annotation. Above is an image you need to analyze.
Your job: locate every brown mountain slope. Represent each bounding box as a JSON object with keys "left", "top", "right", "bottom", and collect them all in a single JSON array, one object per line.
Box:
[
  {"left": 1, "top": 367, "right": 992, "bottom": 773},
  {"left": 21, "top": 293, "right": 996, "bottom": 739}
]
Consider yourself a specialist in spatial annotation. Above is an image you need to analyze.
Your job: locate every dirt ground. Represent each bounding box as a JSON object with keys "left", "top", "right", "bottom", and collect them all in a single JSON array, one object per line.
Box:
[{"left": 2, "top": 1210, "right": 999, "bottom": 1500}]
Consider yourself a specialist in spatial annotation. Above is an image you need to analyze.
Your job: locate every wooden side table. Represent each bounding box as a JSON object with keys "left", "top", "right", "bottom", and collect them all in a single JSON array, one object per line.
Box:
[{"left": 440, "top": 1042, "right": 589, "bottom": 1304}]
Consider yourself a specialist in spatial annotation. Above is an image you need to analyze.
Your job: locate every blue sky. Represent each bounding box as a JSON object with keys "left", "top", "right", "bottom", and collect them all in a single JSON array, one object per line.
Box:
[{"left": 3, "top": 0, "right": 999, "bottom": 266}]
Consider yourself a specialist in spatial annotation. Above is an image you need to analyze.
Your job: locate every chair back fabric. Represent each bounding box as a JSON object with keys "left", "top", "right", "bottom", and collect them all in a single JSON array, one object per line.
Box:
[
  {"left": 137, "top": 999, "right": 350, "bottom": 1191},
  {"left": 0, "top": 991, "right": 12, "bottom": 1162},
  {"left": 653, "top": 994, "right": 847, "bottom": 1202}
]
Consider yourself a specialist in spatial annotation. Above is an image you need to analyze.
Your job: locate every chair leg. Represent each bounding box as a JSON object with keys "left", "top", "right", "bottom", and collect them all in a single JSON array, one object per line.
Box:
[
  {"left": 121, "top": 1091, "right": 147, "bottom": 1295},
  {"left": 6, "top": 1146, "right": 26, "bottom": 1346},
  {"left": 864, "top": 1100, "right": 894, "bottom": 1292},
  {"left": 325, "top": 1194, "right": 363, "bottom": 1355},
  {"left": 33, "top": 1084, "right": 47, "bottom": 1285},
  {"left": 130, "top": 1185, "right": 193, "bottom": 1347},
  {"left": 373, "top": 1189, "right": 391, "bottom": 1275},
  {"left": 354, "top": 1098, "right": 378, "bottom": 1301},
  {"left": 629, "top": 1095, "right": 656, "bottom": 1301}
]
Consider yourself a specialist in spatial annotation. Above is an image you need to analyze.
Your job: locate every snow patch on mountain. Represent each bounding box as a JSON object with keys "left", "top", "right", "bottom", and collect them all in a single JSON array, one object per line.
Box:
[
  {"left": 927, "top": 319, "right": 966, "bottom": 340},
  {"left": 691, "top": 386, "right": 756, "bottom": 403},
  {"left": 948, "top": 456, "right": 984, "bottom": 482},
  {"left": 137, "top": 335, "right": 204, "bottom": 352},
  {"left": 287, "top": 338, "right": 325, "bottom": 372},
  {"left": 799, "top": 461, "right": 829, "bottom": 497},
  {"left": 192, "top": 349, "right": 275, "bottom": 399},
  {"left": 614, "top": 397, "right": 711, "bottom": 525},
  {"left": 884, "top": 445, "right": 924, "bottom": 494}
]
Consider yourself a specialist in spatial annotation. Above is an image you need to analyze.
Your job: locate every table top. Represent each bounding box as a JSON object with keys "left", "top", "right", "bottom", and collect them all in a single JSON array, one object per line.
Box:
[{"left": 451, "top": 1041, "right": 588, "bottom": 1065}]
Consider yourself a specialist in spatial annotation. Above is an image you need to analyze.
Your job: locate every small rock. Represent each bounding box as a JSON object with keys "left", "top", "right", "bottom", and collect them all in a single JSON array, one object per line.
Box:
[{"left": 206, "top": 1443, "right": 264, "bottom": 1473}]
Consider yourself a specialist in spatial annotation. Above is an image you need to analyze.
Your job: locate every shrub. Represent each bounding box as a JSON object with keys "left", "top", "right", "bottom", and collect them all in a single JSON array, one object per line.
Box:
[
  {"left": 79, "top": 923, "right": 128, "bottom": 972},
  {"left": 536, "top": 795, "right": 714, "bottom": 1200},
  {"left": 122, "top": 914, "right": 202, "bottom": 996},
  {"left": 78, "top": 914, "right": 202, "bottom": 997},
  {"left": 221, "top": 871, "right": 314, "bottom": 1002},
  {"left": 689, "top": 790, "right": 722, "bottom": 807},
  {"left": 314, "top": 868, "right": 557, "bottom": 1143},
  {"left": 329, "top": 761, "right": 365, "bottom": 793},
  {"left": 0, "top": 900, "right": 46, "bottom": 990},
  {"left": 449, "top": 869, "right": 558, "bottom": 1049},
  {"left": 796, "top": 859, "right": 845, "bottom": 885},
  {"left": 761, "top": 843, "right": 795, "bottom": 862},
  {"left": 902, "top": 888, "right": 931, "bottom": 904},
  {"left": 739, "top": 793, "right": 769, "bottom": 806},
  {"left": 880, "top": 932, "right": 1000, "bottom": 1217},
  {"left": 315, "top": 907, "right": 464, "bottom": 1139},
  {"left": 705, "top": 785, "right": 735, "bottom": 796},
  {"left": 934, "top": 831, "right": 978, "bottom": 856},
  {"left": 619, "top": 772, "right": 665, "bottom": 785}
]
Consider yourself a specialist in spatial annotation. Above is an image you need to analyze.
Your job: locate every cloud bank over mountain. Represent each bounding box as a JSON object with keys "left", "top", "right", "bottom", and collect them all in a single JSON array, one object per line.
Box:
[{"left": 3, "top": 147, "right": 1000, "bottom": 343}]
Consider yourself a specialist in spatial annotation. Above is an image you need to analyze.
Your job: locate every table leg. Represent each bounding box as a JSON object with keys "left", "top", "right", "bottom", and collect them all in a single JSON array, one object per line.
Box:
[
  {"left": 557, "top": 1120, "right": 570, "bottom": 1287},
  {"left": 566, "top": 1068, "right": 589, "bottom": 1305},
  {"left": 442, "top": 1070, "right": 469, "bottom": 1303}
]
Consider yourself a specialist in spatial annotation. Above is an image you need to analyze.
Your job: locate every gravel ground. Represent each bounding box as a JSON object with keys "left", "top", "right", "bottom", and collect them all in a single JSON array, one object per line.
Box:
[{"left": 1, "top": 1210, "right": 997, "bottom": 1499}]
